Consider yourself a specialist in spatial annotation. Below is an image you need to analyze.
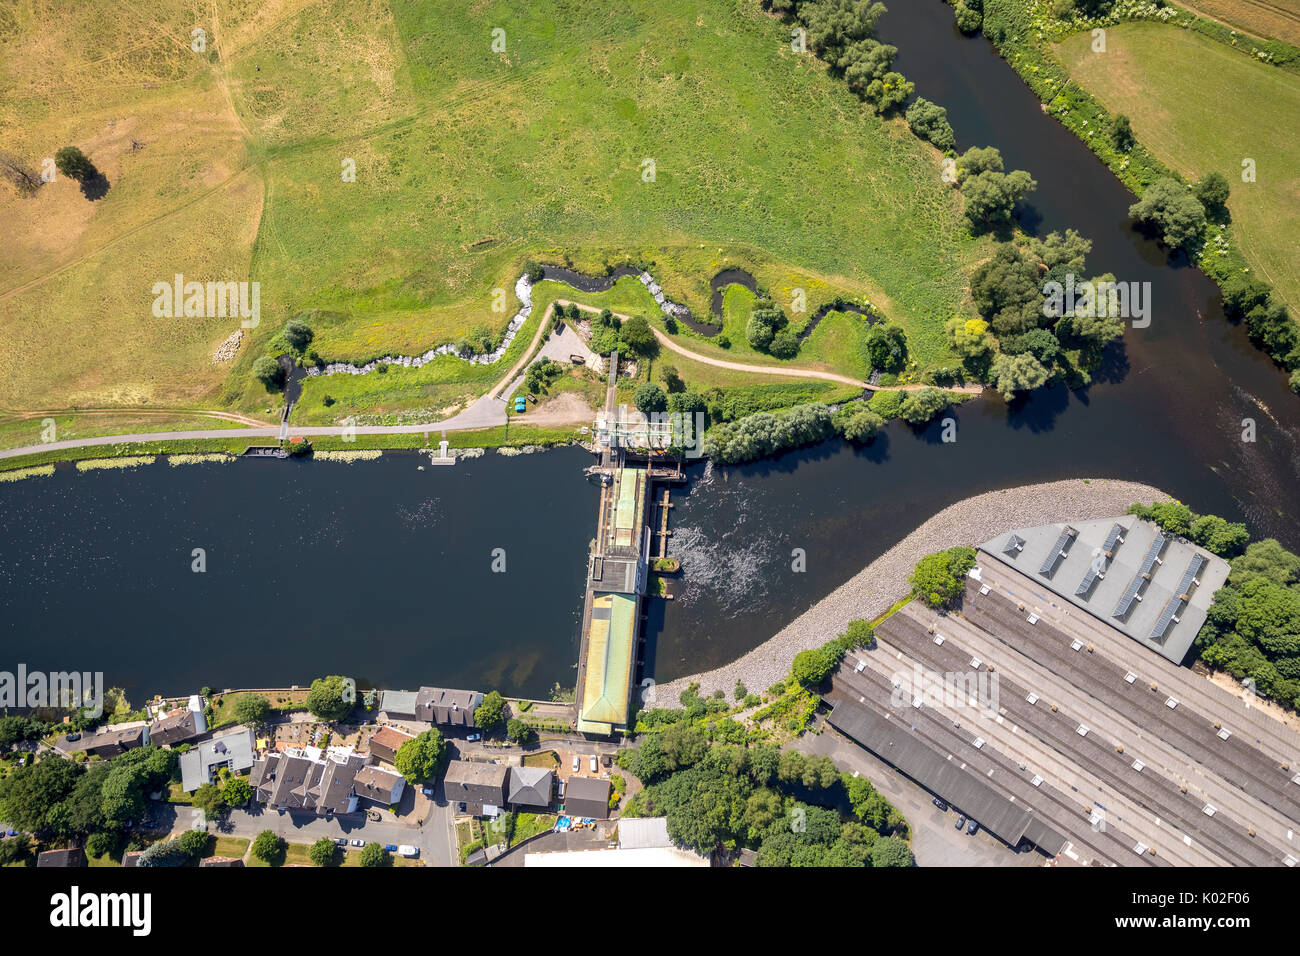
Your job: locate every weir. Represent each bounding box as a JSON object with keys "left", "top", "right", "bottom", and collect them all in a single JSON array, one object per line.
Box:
[{"left": 574, "top": 353, "right": 684, "bottom": 735}]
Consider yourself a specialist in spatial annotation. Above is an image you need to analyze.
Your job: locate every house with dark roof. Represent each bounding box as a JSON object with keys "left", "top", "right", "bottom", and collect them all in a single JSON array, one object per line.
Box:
[
  {"left": 56, "top": 723, "right": 150, "bottom": 759},
  {"left": 444, "top": 760, "right": 508, "bottom": 816},
  {"left": 366, "top": 726, "right": 415, "bottom": 765},
  {"left": 414, "top": 687, "right": 483, "bottom": 727},
  {"left": 250, "top": 745, "right": 371, "bottom": 816},
  {"left": 507, "top": 766, "right": 554, "bottom": 809},
  {"left": 37, "top": 848, "right": 86, "bottom": 868},
  {"left": 563, "top": 776, "right": 611, "bottom": 820},
  {"left": 354, "top": 765, "right": 406, "bottom": 806},
  {"left": 121, "top": 850, "right": 143, "bottom": 868},
  {"left": 149, "top": 696, "right": 207, "bottom": 748},
  {"left": 200, "top": 856, "right": 244, "bottom": 867}
]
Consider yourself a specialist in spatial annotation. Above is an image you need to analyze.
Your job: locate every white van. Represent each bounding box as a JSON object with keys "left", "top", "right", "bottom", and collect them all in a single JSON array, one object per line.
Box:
[
  {"left": 571, "top": 754, "right": 580, "bottom": 772},
  {"left": 590, "top": 754, "right": 598, "bottom": 773}
]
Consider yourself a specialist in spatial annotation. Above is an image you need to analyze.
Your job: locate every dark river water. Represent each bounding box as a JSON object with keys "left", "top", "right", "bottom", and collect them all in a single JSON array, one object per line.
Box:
[{"left": 0, "top": 0, "right": 1296, "bottom": 702}]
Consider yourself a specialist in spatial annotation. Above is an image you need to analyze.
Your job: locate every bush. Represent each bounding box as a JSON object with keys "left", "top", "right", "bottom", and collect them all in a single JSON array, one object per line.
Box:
[
  {"left": 178, "top": 829, "right": 211, "bottom": 858},
  {"left": 833, "top": 404, "right": 885, "bottom": 443},
  {"left": 910, "top": 546, "right": 977, "bottom": 609},
  {"left": 1129, "top": 177, "right": 1206, "bottom": 251},
  {"left": 897, "top": 387, "right": 950, "bottom": 424},
  {"left": 359, "top": 842, "right": 390, "bottom": 867},
  {"left": 792, "top": 647, "right": 834, "bottom": 688},
  {"left": 769, "top": 328, "right": 800, "bottom": 359},
  {"left": 306, "top": 675, "right": 353, "bottom": 721},
  {"left": 863, "top": 323, "right": 908, "bottom": 373},
  {"left": 283, "top": 319, "right": 314, "bottom": 351}
]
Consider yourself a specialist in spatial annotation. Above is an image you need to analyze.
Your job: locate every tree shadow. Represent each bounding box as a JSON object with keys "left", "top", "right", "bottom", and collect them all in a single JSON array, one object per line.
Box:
[{"left": 79, "top": 171, "right": 111, "bottom": 201}]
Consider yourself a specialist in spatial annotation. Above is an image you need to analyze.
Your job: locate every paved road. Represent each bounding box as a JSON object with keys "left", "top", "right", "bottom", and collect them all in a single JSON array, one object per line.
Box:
[{"left": 795, "top": 721, "right": 1040, "bottom": 867}]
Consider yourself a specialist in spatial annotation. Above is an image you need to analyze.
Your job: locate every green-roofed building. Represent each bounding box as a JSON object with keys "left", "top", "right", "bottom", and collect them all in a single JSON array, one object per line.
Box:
[{"left": 578, "top": 591, "right": 640, "bottom": 733}]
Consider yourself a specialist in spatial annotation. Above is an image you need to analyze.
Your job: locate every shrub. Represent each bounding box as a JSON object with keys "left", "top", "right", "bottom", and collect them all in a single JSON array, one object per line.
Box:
[
  {"left": 910, "top": 546, "right": 977, "bottom": 609},
  {"left": 634, "top": 381, "right": 668, "bottom": 414},
  {"left": 283, "top": 319, "right": 313, "bottom": 351},
  {"left": 252, "top": 357, "right": 284, "bottom": 391},
  {"left": 905, "top": 97, "right": 956, "bottom": 151}
]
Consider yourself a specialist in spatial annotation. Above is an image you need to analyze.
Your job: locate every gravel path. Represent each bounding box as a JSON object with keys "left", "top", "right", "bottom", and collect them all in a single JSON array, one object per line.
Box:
[{"left": 650, "top": 478, "right": 1170, "bottom": 705}]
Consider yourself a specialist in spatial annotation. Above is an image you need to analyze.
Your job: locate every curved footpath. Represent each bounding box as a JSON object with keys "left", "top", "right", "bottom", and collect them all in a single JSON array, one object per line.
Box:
[{"left": 650, "top": 478, "right": 1169, "bottom": 706}]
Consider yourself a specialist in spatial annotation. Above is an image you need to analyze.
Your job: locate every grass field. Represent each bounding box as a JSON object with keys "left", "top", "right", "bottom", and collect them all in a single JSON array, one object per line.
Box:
[
  {"left": 1056, "top": 23, "right": 1300, "bottom": 313},
  {"left": 1176, "top": 0, "right": 1300, "bottom": 46},
  {"left": 1, "top": 0, "right": 977, "bottom": 424}
]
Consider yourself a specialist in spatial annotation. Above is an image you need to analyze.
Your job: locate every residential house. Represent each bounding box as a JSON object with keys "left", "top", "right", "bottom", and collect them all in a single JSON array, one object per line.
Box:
[
  {"left": 37, "top": 848, "right": 86, "bottom": 868},
  {"left": 413, "top": 687, "right": 483, "bottom": 727},
  {"left": 179, "top": 726, "right": 256, "bottom": 792},
  {"left": 378, "top": 690, "right": 419, "bottom": 721},
  {"left": 353, "top": 765, "right": 406, "bottom": 807},
  {"left": 200, "top": 856, "right": 244, "bottom": 867},
  {"left": 250, "top": 745, "right": 369, "bottom": 816},
  {"left": 563, "top": 776, "right": 611, "bottom": 820},
  {"left": 366, "top": 726, "right": 415, "bottom": 765},
  {"left": 149, "top": 695, "right": 207, "bottom": 748},
  {"left": 443, "top": 760, "right": 508, "bottom": 816},
  {"left": 55, "top": 723, "right": 150, "bottom": 759},
  {"left": 507, "top": 766, "right": 554, "bottom": 810}
]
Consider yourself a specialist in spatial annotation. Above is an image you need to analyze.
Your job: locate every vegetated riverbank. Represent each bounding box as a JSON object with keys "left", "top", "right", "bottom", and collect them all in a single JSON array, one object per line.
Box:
[
  {"left": 652, "top": 477, "right": 1167, "bottom": 703},
  {"left": 974, "top": 0, "right": 1300, "bottom": 380}
]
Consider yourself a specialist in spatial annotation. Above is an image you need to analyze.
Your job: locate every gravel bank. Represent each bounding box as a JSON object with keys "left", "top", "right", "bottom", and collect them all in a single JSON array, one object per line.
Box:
[{"left": 650, "top": 478, "right": 1170, "bottom": 706}]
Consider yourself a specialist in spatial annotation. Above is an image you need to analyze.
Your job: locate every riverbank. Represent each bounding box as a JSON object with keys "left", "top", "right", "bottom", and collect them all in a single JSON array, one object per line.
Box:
[{"left": 652, "top": 477, "right": 1168, "bottom": 704}]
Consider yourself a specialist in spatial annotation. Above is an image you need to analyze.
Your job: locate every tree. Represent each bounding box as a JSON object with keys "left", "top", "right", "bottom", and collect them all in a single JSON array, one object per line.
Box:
[
  {"left": 634, "top": 381, "right": 668, "bottom": 414},
  {"left": 178, "top": 829, "right": 211, "bottom": 859},
  {"left": 252, "top": 356, "right": 284, "bottom": 391},
  {"left": 898, "top": 387, "right": 949, "bottom": 424},
  {"left": 962, "top": 168, "right": 1037, "bottom": 232},
  {"left": 505, "top": 719, "right": 534, "bottom": 744},
  {"left": 231, "top": 693, "right": 271, "bottom": 728},
  {"left": 1002, "top": 327, "right": 1061, "bottom": 368},
  {"left": 1190, "top": 514, "right": 1250, "bottom": 557},
  {"left": 871, "top": 835, "right": 915, "bottom": 867},
  {"left": 863, "top": 71, "right": 914, "bottom": 112},
  {"left": 394, "top": 729, "right": 447, "bottom": 783},
  {"left": 833, "top": 404, "right": 884, "bottom": 443},
  {"left": 863, "top": 322, "right": 908, "bottom": 372},
  {"left": 945, "top": 317, "right": 995, "bottom": 362},
  {"left": 1110, "top": 114, "right": 1134, "bottom": 152},
  {"left": 910, "top": 546, "right": 977, "bottom": 609},
  {"left": 746, "top": 312, "right": 775, "bottom": 350},
  {"left": 0, "top": 756, "right": 82, "bottom": 835},
  {"left": 306, "top": 675, "right": 353, "bottom": 721},
  {"left": 619, "top": 315, "right": 658, "bottom": 358},
  {"left": 0, "top": 149, "right": 42, "bottom": 196},
  {"left": 769, "top": 328, "right": 800, "bottom": 359},
  {"left": 192, "top": 782, "right": 225, "bottom": 821},
  {"left": 904, "top": 97, "right": 955, "bottom": 151},
  {"left": 251, "top": 830, "right": 285, "bottom": 864},
  {"left": 792, "top": 647, "right": 834, "bottom": 688},
  {"left": 660, "top": 364, "right": 684, "bottom": 393},
  {"left": 1194, "top": 172, "right": 1230, "bottom": 217},
  {"left": 283, "top": 319, "right": 314, "bottom": 351},
  {"left": 222, "top": 776, "right": 252, "bottom": 807},
  {"left": 138, "top": 838, "right": 189, "bottom": 868},
  {"left": 309, "top": 836, "right": 338, "bottom": 867},
  {"left": 359, "top": 842, "right": 389, "bottom": 867},
  {"left": 990, "top": 351, "right": 1049, "bottom": 401},
  {"left": 474, "top": 690, "right": 506, "bottom": 732},
  {"left": 953, "top": 1, "right": 982, "bottom": 34},
  {"left": 1129, "top": 177, "right": 1206, "bottom": 250},
  {"left": 54, "top": 146, "right": 96, "bottom": 182}
]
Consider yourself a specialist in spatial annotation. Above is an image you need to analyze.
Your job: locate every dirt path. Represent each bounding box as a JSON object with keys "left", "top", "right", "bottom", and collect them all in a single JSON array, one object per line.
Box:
[{"left": 489, "top": 301, "right": 557, "bottom": 400}]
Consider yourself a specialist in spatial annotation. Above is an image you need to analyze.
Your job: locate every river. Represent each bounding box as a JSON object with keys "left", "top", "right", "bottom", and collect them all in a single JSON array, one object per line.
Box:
[{"left": 0, "top": 0, "right": 1296, "bottom": 702}]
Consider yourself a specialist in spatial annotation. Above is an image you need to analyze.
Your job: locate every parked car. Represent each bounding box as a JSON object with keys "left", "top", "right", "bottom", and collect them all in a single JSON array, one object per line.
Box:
[
  {"left": 955, "top": 815, "right": 966, "bottom": 831},
  {"left": 456, "top": 802, "right": 466, "bottom": 814},
  {"left": 572, "top": 754, "right": 580, "bottom": 772},
  {"left": 467, "top": 734, "right": 481, "bottom": 742},
  {"left": 966, "top": 819, "right": 979, "bottom": 836},
  {"left": 334, "top": 838, "right": 347, "bottom": 846},
  {"left": 570, "top": 355, "right": 585, "bottom": 365},
  {"left": 65, "top": 733, "right": 81, "bottom": 742},
  {"left": 421, "top": 787, "right": 433, "bottom": 797},
  {"left": 350, "top": 839, "right": 365, "bottom": 847},
  {"left": 932, "top": 797, "right": 948, "bottom": 812},
  {"left": 602, "top": 754, "right": 612, "bottom": 767},
  {"left": 384, "top": 844, "right": 398, "bottom": 852},
  {"left": 589, "top": 755, "right": 598, "bottom": 773}
]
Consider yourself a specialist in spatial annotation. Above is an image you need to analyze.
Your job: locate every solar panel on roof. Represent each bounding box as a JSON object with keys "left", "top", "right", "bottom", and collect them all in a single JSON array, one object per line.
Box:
[
  {"left": 1002, "top": 534, "right": 1026, "bottom": 557},
  {"left": 1149, "top": 553, "right": 1209, "bottom": 642},
  {"left": 1038, "top": 526, "right": 1078, "bottom": 577},
  {"left": 1102, "top": 523, "right": 1125, "bottom": 556}
]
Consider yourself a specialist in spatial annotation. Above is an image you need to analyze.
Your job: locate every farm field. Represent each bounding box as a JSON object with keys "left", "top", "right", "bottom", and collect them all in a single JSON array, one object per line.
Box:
[
  {"left": 1175, "top": 0, "right": 1300, "bottom": 46},
  {"left": 1, "top": 0, "right": 978, "bottom": 427},
  {"left": 1056, "top": 22, "right": 1300, "bottom": 314}
]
